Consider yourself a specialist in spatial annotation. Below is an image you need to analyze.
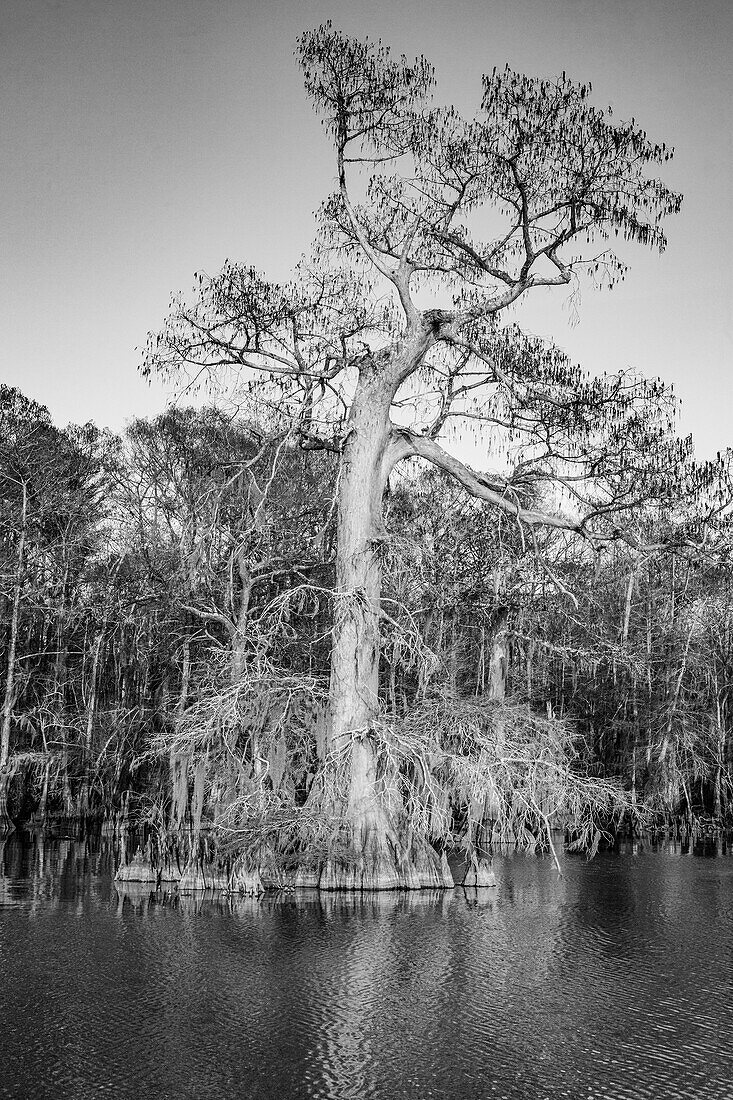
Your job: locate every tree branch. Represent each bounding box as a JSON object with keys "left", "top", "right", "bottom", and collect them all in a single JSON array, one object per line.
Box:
[{"left": 388, "top": 427, "right": 603, "bottom": 539}]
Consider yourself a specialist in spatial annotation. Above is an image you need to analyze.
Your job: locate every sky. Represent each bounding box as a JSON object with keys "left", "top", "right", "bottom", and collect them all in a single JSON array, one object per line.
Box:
[{"left": 1, "top": 0, "right": 731, "bottom": 459}]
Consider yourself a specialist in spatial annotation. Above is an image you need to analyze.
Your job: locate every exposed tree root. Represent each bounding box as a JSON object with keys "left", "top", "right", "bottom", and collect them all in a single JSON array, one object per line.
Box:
[
  {"left": 178, "top": 861, "right": 228, "bottom": 893},
  {"left": 229, "top": 862, "right": 265, "bottom": 896},
  {"left": 159, "top": 860, "right": 181, "bottom": 885},
  {"left": 318, "top": 817, "right": 454, "bottom": 891},
  {"left": 115, "top": 846, "right": 157, "bottom": 884},
  {"left": 461, "top": 853, "right": 496, "bottom": 888}
]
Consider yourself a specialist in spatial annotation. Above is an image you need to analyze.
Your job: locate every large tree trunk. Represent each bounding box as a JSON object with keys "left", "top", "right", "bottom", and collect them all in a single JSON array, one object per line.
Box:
[
  {"left": 321, "top": 372, "right": 451, "bottom": 891},
  {"left": 322, "top": 376, "right": 391, "bottom": 888}
]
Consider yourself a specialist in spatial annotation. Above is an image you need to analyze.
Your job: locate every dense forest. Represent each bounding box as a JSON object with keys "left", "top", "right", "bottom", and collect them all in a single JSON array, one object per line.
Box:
[
  {"left": 1, "top": 27, "right": 732, "bottom": 892},
  {"left": 1, "top": 385, "right": 731, "bottom": 887}
]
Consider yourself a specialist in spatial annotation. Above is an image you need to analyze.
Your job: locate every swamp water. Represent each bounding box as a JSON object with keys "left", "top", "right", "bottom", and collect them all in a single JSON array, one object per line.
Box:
[{"left": 0, "top": 833, "right": 731, "bottom": 1100}]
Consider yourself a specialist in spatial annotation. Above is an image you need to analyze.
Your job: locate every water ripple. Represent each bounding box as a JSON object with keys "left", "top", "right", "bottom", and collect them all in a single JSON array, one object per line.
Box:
[{"left": 1, "top": 837, "right": 732, "bottom": 1099}]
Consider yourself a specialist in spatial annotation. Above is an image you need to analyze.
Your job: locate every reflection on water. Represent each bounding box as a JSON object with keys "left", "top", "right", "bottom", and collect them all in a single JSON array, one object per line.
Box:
[{"left": 1, "top": 833, "right": 732, "bottom": 1100}]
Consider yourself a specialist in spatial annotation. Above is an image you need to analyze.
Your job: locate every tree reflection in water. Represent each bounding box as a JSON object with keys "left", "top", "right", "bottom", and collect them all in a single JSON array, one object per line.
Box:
[{"left": 1, "top": 833, "right": 732, "bottom": 1099}]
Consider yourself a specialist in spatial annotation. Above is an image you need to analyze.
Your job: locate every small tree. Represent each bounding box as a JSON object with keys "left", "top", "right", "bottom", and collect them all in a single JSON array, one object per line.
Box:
[{"left": 145, "top": 26, "right": 682, "bottom": 887}]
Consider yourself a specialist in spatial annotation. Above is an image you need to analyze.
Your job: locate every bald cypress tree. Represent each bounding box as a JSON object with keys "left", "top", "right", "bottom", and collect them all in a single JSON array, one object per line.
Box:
[{"left": 145, "top": 26, "right": 682, "bottom": 887}]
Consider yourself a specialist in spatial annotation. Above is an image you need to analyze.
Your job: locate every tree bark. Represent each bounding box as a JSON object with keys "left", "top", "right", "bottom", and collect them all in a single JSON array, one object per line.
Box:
[
  {"left": 328, "top": 375, "right": 389, "bottom": 756},
  {"left": 321, "top": 367, "right": 452, "bottom": 890},
  {"left": 325, "top": 374, "right": 391, "bottom": 887},
  {"left": 487, "top": 607, "right": 509, "bottom": 702}
]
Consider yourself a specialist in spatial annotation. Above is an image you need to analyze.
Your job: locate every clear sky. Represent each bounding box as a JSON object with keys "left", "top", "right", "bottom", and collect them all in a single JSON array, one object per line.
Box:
[{"left": 2, "top": 0, "right": 731, "bottom": 458}]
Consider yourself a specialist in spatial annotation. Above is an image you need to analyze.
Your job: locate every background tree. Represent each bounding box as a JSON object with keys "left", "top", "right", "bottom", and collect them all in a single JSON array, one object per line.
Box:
[
  {"left": 1, "top": 380, "right": 730, "bottom": 881},
  {"left": 114, "top": 408, "right": 336, "bottom": 888},
  {"left": 0, "top": 389, "right": 109, "bottom": 828}
]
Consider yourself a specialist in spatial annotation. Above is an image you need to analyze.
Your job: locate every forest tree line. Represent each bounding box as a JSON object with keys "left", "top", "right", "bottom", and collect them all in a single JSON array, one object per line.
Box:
[{"left": 1, "top": 384, "right": 731, "bottom": 882}]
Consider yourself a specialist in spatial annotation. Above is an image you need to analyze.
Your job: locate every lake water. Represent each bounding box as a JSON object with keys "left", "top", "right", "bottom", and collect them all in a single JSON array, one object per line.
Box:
[{"left": 0, "top": 832, "right": 731, "bottom": 1099}]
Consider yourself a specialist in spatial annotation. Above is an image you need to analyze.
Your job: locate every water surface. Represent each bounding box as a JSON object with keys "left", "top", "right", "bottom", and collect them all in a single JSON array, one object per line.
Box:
[{"left": 1, "top": 834, "right": 731, "bottom": 1099}]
